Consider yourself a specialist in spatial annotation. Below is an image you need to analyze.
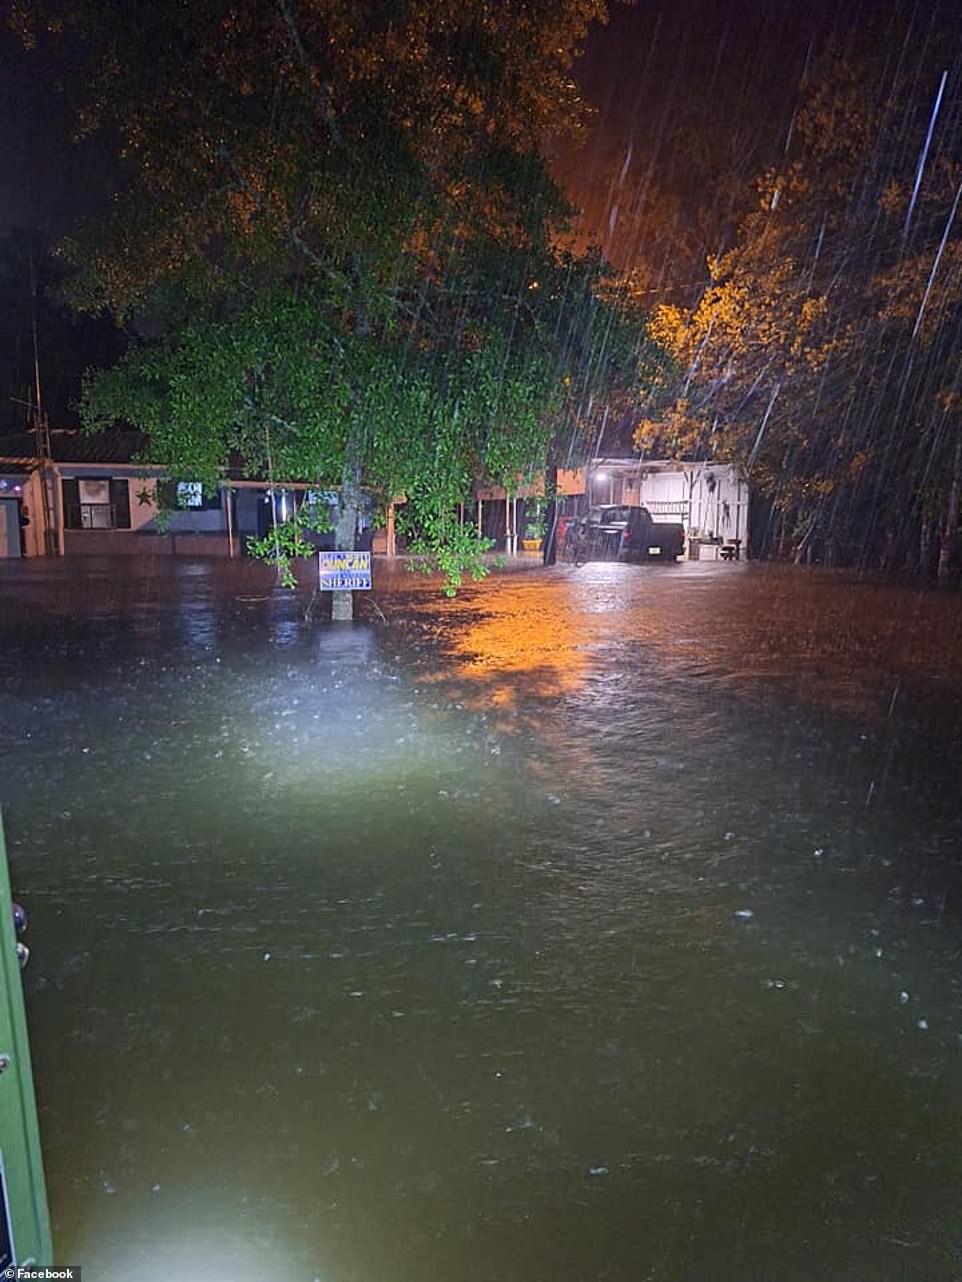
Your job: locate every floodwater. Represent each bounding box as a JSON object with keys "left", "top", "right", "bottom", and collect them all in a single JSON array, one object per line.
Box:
[{"left": 2, "top": 556, "right": 962, "bottom": 1282}]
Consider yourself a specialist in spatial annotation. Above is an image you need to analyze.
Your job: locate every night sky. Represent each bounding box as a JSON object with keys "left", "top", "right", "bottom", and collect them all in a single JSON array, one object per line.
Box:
[
  {"left": 555, "top": 0, "right": 931, "bottom": 286},
  {"left": 0, "top": 22, "right": 115, "bottom": 236}
]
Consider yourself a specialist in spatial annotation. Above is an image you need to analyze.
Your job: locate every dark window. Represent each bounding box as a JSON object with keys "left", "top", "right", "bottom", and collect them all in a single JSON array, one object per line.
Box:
[
  {"left": 110, "top": 479, "right": 131, "bottom": 529},
  {"left": 61, "top": 478, "right": 81, "bottom": 530}
]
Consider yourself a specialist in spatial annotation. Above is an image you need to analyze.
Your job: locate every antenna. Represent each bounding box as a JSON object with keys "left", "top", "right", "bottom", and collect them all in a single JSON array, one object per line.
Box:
[{"left": 27, "top": 244, "right": 56, "bottom": 555}]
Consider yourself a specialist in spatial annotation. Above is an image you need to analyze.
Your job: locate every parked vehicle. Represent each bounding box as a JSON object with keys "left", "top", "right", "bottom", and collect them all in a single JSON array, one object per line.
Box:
[
  {"left": 564, "top": 505, "right": 684, "bottom": 563},
  {"left": 619, "top": 506, "right": 685, "bottom": 561}
]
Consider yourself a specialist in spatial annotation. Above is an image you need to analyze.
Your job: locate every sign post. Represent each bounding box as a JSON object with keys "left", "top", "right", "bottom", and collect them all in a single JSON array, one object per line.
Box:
[
  {"left": 318, "top": 550, "right": 372, "bottom": 592},
  {"left": 0, "top": 812, "right": 53, "bottom": 1268}
]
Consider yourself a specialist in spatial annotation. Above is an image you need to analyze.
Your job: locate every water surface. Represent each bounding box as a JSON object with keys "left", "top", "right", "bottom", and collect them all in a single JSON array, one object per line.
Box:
[{"left": 2, "top": 557, "right": 961, "bottom": 1281}]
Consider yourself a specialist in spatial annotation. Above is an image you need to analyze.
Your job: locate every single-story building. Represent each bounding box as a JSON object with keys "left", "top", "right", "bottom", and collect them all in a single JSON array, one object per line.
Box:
[
  {"left": 474, "top": 457, "right": 750, "bottom": 558},
  {"left": 0, "top": 463, "right": 33, "bottom": 557},
  {"left": 1, "top": 433, "right": 749, "bottom": 563},
  {"left": 0, "top": 431, "right": 399, "bottom": 559}
]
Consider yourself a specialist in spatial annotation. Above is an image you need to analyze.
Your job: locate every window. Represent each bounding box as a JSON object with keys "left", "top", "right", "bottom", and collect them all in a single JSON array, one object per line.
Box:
[
  {"left": 79, "top": 479, "right": 110, "bottom": 506},
  {"left": 81, "top": 503, "right": 114, "bottom": 530},
  {"left": 157, "top": 480, "right": 223, "bottom": 511},
  {"left": 62, "top": 478, "right": 131, "bottom": 530},
  {"left": 177, "top": 481, "right": 204, "bottom": 508},
  {"left": 79, "top": 479, "right": 112, "bottom": 525}
]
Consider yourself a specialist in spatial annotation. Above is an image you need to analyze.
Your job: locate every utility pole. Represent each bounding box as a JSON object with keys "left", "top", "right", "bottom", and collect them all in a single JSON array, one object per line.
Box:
[{"left": 28, "top": 249, "right": 56, "bottom": 556}]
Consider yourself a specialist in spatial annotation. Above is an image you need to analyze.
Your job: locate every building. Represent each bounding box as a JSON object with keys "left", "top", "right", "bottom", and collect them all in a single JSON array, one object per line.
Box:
[
  {"left": 0, "top": 432, "right": 398, "bottom": 559},
  {"left": 475, "top": 457, "right": 750, "bottom": 558},
  {"left": 1, "top": 433, "right": 749, "bottom": 562}
]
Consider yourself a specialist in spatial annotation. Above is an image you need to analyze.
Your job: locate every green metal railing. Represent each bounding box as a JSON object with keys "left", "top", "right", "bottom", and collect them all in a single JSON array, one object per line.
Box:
[{"left": 0, "top": 810, "right": 53, "bottom": 1266}]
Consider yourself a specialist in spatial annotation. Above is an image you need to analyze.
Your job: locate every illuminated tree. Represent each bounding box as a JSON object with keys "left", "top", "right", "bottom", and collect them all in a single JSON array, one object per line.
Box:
[
  {"left": 633, "top": 43, "right": 962, "bottom": 576},
  {"left": 14, "top": 0, "right": 653, "bottom": 603}
]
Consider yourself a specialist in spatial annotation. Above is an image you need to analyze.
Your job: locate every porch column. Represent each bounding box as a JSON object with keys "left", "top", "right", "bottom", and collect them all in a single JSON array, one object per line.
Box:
[
  {"left": 51, "top": 466, "right": 64, "bottom": 556},
  {"left": 385, "top": 500, "right": 397, "bottom": 558},
  {"left": 225, "top": 486, "right": 235, "bottom": 558}
]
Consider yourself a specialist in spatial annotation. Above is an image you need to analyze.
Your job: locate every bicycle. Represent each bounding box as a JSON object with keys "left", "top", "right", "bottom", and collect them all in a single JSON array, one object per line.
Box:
[{"left": 563, "top": 520, "right": 590, "bottom": 567}]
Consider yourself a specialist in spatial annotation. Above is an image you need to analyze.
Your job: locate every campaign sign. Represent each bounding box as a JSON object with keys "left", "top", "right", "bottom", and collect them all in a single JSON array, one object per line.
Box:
[{"left": 318, "top": 550, "right": 372, "bottom": 591}]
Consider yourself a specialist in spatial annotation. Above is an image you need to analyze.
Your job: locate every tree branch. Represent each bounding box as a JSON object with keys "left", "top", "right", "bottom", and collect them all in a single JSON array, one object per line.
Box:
[
  {"left": 217, "top": 145, "right": 345, "bottom": 285},
  {"left": 276, "top": 0, "right": 344, "bottom": 149}
]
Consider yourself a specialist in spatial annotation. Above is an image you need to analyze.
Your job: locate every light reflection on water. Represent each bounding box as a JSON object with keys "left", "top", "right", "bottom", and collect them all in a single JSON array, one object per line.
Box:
[{"left": 2, "top": 558, "right": 962, "bottom": 1281}]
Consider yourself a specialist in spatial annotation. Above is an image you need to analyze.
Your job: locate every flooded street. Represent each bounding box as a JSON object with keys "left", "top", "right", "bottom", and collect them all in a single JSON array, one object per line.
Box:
[{"left": 2, "top": 557, "right": 962, "bottom": 1281}]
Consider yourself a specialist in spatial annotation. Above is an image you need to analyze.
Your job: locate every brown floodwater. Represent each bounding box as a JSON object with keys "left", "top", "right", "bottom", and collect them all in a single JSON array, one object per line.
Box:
[{"left": 1, "top": 555, "right": 961, "bottom": 1281}]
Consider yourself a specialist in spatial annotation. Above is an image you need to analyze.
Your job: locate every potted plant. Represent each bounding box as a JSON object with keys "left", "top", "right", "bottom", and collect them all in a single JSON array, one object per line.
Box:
[{"left": 522, "top": 499, "right": 546, "bottom": 551}]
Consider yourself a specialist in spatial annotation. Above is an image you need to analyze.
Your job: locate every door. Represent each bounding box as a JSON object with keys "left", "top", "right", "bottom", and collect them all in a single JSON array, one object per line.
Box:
[
  {"left": 0, "top": 812, "right": 53, "bottom": 1266},
  {"left": 0, "top": 500, "right": 21, "bottom": 558}
]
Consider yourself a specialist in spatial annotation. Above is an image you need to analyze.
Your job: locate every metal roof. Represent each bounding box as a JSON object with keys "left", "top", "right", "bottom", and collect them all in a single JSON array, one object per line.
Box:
[
  {"left": 591, "top": 456, "right": 731, "bottom": 473},
  {"left": 0, "top": 430, "right": 147, "bottom": 465}
]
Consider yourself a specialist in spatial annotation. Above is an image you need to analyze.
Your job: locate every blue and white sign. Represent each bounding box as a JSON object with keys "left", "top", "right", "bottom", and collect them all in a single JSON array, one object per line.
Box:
[{"left": 318, "top": 550, "right": 372, "bottom": 591}]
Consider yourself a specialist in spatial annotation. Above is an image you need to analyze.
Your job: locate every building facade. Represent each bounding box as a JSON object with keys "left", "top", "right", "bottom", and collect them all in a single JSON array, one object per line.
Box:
[
  {"left": 0, "top": 432, "right": 395, "bottom": 559},
  {"left": 475, "top": 458, "right": 750, "bottom": 557},
  {"left": 1, "top": 433, "right": 749, "bottom": 562}
]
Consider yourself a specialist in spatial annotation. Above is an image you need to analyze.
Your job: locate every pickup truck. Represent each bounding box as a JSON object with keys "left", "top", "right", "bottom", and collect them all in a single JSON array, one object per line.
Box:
[{"left": 565, "top": 505, "right": 685, "bottom": 563}]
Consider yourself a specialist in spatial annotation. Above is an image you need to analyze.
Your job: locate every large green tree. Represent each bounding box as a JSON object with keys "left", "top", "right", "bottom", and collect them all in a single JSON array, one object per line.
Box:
[{"left": 15, "top": 0, "right": 651, "bottom": 605}]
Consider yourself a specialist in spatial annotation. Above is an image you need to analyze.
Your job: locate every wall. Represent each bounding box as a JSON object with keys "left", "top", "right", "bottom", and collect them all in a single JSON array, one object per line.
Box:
[
  {"left": 638, "top": 466, "right": 749, "bottom": 547},
  {"left": 163, "top": 506, "right": 228, "bottom": 533},
  {"left": 63, "top": 530, "right": 230, "bottom": 556},
  {"left": 121, "top": 477, "right": 229, "bottom": 535},
  {"left": 127, "top": 477, "right": 157, "bottom": 531},
  {"left": 29, "top": 472, "right": 52, "bottom": 556},
  {"left": 637, "top": 470, "right": 690, "bottom": 518},
  {"left": 557, "top": 468, "right": 584, "bottom": 496}
]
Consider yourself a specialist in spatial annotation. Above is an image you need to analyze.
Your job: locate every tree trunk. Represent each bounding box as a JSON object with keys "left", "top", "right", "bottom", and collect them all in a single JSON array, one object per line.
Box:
[
  {"left": 775, "top": 509, "right": 788, "bottom": 561},
  {"left": 793, "top": 514, "right": 815, "bottom": 565},
  {"left": 919, "top": 518, "right": 932, "bottom": 577},
  {"left": 330, "top": 430, "right": 362, "bottom": 621},
  {"left": 542, "top": 449, "right": 559, "bottom": 567},
  {"left": 937, "top": 439, "right": 962, "bottom": 584},
  {"left": 331, "top": 268, "right": 370, "bottom": 622}
]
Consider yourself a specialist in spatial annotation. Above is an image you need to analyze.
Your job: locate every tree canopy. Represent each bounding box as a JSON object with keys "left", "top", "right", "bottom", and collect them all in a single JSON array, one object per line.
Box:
[
  {"left": 14, "top": 0, "right": 654, "bottom": 596},
  {"left": 631, "top": 35, "right": 962, "bottom": 576}
]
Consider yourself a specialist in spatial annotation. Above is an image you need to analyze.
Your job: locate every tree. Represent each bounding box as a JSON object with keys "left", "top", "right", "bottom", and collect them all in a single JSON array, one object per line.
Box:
[
  {"left": 631, "top": 36, "right": 962, "bottom": 577},
  {"left": 15, "top": 0, "right": 654, "bottom": 606}
]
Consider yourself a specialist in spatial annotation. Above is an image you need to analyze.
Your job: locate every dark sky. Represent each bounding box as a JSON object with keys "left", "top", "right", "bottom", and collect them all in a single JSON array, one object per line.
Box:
[
  {"left": 554, "top": 0, "right": 926, "bottom": 276},
  {"left": 0, "top": 22, "right": 125, "bottom": 431},
  {"left": 0, "top": 21, "right": 116, "bottom": 236}
]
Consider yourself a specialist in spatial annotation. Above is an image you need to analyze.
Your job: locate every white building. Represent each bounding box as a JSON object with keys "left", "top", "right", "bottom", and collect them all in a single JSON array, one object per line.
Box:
[
  {"left": 589, "top": 458, "right": 749, "bottom": 559},
  {"left": 475, "top": 457, "right": 750, "bottom": 558}
]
